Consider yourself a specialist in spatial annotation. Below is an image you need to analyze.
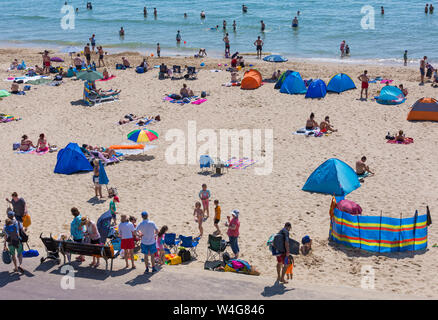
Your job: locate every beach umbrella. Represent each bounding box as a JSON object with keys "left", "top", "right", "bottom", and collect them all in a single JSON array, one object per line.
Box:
[
  {"left": 61, "top": 46, "right": 80, "bottom": 54},
  {"left": 263, "top": 55, "right": 288, "bottom": 63},
  {"left": 76, "top": 69, "right": 103, "bottom": 81},
  {"left": 127, "top": 129, "right": 159, "bottom": 143},
  {"left": 50, "top": 57, "right": 64, "bottom": 62},
  {"left": 98, "top": 161, "right": 109, "bottom": 185}
]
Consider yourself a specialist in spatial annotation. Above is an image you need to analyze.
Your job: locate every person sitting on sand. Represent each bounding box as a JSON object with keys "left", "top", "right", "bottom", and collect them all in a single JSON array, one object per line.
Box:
[
  {"left": 10, "top": 82, "right": 20, "bottom": 94},
  {"left": 102, "top": 68, "right": 110, "bottom": 79},
  {"left": 138, "top": 58, "right": 149, "bottom": 71},
  {"left": 300, "top": 235, "right": 312, "bottom": 255},
  {"left": 34, "top": 65, "right": 44, "bottom": 75},
  {"left": 432, "top": 69, "right": 438, "bottom": 87},
  {"left": 19, "top": 135, "right": 36, "bottom": 151},
  {"left": 9, "top": 59, "right": 19, "bottom": 70},
  {"left": 122, "top": 57, "right": 130, "bottom": 68},
  {"left": 356, "top": 156, "right": 374, "bottom": 176},
  {"left": 180, "top": 84, "right": 194, "bottom": 98},
  {"left": 319, "top": 116, "right": 337, "bottom": 133},
  {"left": 230, "top": 72, "right": 240, "bottom": 83},
  {"left": 231, "top": 56, "right": 238, "bottom": 69},
  {"left": 74, "top": 54, "right": 83, "bottom": 71},
  {"left": 271, "top": 70, "right": 281, "bottom": 80},
  {"left": 399, "top": 84, "right": 408, "bottom": 96},
  {"left": 395, "top": 130, "right": 405, "bottom": 142},
  {"left": 237, "top": 56, "right": 245, "bottom": 68},
  {"left": 305, "top": 113, "right": 319, "bottom": 130},
  {"left": 36, "top": 133, "right": 49, "bottom": 153}
]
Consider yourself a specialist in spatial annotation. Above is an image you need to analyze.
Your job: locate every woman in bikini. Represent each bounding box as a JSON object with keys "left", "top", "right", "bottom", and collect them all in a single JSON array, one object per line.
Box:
[
  {"left": 305, "top": 113, "right": 319, "bottom": 130},
  {"left": 19, "top": 135, "right": 36, "bottom": 151},
  {"left": 193, "top": 201, "right": 204, "bottom": 238},
  {"left": 36, "top": 133, "right": 49, "bottom": 153}
]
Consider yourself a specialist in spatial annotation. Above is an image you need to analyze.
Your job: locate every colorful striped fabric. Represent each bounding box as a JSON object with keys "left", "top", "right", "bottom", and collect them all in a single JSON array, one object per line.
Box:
[{"left": 329, "top": 207, "right": 428, "bottom": 253}]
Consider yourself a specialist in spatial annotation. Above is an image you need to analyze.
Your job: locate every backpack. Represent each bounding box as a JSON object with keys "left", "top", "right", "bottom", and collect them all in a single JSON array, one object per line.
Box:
[
  {"left": 178, "top": 248, "right": 191, "bottom": 262},
  {"left": 136, "top": 66, "right": 145, "bottom": 74}
]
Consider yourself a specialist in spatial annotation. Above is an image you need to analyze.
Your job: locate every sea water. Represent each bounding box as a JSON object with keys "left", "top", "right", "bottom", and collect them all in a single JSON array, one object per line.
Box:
[{"left": 0, "top": 0, "right": 436, "bottom": 64}]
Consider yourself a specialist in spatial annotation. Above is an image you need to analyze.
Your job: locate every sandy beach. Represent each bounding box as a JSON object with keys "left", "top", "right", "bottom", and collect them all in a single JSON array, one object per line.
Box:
[{"left": 1, "top": 47, "right": 438, "bottom": 298}]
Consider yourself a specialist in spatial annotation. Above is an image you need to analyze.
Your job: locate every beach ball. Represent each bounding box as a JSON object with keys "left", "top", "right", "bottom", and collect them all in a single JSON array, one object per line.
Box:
[
  {"left": 184, "top": 41, "right": 186, "bottom": 44},
  {"left": 151, "top": 53, "right": 154, "bottom": 57},
  {"left": 237, "top": 66, "right": 241, "bottom": 71},
  {"left": 218, "top": 64, "right": 221, "bottom": 66}
]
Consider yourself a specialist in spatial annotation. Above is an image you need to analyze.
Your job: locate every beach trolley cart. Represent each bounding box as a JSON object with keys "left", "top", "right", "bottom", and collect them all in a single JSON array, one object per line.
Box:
[
  {"left": 59, "top": 241, "right": 119, "bottom": 273},
  {"left": 40, "top": 233, "right": 62, "bottom": 264}
]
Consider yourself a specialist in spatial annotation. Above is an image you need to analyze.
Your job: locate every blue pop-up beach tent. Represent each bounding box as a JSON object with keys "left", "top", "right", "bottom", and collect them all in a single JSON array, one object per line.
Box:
[
  {"left": 302, "top": 158, "right": 361, "bottom": 196},
  {"left": 279, "top": 71, "right": 307, "bottom": 94},
  {"left": 54, "top": 142, "right": 93, "bottom": 175},
  {"left": 305, "top": 79, "right": 327, "bottom": 99},
  {"left": 327, "top": 73, "right": 356, "bottom": 93},
  {"left": 274, "top": 70, "right": 293, "bottom": 89},
  {"left": 375, "top": 86, "right": 406, "bottom": 105}
]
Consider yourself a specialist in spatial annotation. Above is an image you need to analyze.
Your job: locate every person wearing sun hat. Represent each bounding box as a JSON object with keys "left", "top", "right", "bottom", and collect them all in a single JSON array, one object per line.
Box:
[{"left": 226, "top": 209, "right": 240, "bottom": 259}]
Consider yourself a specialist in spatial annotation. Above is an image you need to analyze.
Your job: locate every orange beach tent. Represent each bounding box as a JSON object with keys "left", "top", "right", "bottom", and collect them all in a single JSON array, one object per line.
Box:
[
  {"left": 241, "top": 69, "right": 262, "bottom": 90},
  {"left": 407, "top": 98, "right": 438, "bottom": 121}
]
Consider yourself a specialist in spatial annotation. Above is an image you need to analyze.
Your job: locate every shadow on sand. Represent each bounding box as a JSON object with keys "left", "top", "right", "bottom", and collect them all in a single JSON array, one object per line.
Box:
[{"left": 261, "top": 281, "right": 295, "bottom": 297}]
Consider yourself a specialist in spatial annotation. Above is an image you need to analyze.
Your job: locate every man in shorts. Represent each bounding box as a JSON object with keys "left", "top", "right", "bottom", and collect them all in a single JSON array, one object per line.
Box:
[
  {"left": 89, "top": 34, "right": 96, "bottom": 52},
  {"left": 275, "top": 222, "right": 291, "bottom": 284},
  {"left": 223, "top": 33, "right": 230, "bottom": 57},
  {"left": 84, "top": 43, "right": 91, "bottom": 65},
  {"left": 3, "top": 218, "right": 25, "bottom": 273},
  {"left": 358, "top": 70, "right": 369, "bottom": 100},
  {"left": 136, "top": 211, "right": 159, "bottom": 273},
  {"left": 420, "top": 56, "right": 427, "bottom": 84},
  {"left": 254, "top": 36, "right": 264, "bottom": 59}
]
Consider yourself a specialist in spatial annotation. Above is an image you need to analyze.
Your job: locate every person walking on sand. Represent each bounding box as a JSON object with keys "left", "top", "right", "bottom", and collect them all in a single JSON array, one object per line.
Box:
[
  {"left": 213, "top": 200, "right": 221, "bottom": 235},
  {"left": 6, "top": 192, "right": 28, "bottom": 224},
  {"left": 119, "top": 214, "right": 136, "bottom": 269},
  {"left": 403, "top": 50, "right": 408, "bottom": 66},
  {"left": 194, "top": 201, "right": 204, "bottom": 238},
  {"left": 420, "top": 56, "right": 427, "bottom": 84},
  {"left": 275, "top": 222, "right": 292, "bottom": 284},
  {"left": 358, "top": 70, "right": 369, "bottom": 100},
  {"left": 136, "top": 211, "right": 159, "bottom": 273},
  {"left": 254, "top": 36, "right": 264, "bottom": 59},
  {"left": 199, "top": 184, "right": 211, "bottom": 218},
  {"left": 226, "top": 209, "right": 240, "bottom": 259},
  {"left": 3, "top": 218, "right": 25, "bottom": 273}
]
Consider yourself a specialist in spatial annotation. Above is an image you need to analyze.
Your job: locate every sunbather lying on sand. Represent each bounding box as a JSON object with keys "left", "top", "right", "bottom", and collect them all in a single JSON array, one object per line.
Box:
[
  {"left": 180, "top": 84, "right": 194, "bottom": 97},
  {"left": 90, "top": 81, "right": 121, "bottom": 95},
  {"left": 137, "top": 115, "right": 161, "bottom": 126},
  {"left": 305, "top": 113, "right": 319, "bottom": 130},
  {"left": 319, "top": 116, "right": 337, "bottom": 133},
  {"left": 20, "top": 135, "right": 36, "bottom": 151}
]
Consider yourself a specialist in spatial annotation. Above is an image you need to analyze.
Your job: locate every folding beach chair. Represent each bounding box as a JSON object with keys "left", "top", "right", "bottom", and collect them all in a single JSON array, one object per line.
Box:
[
  {"left": 206, "top": 234, "right": 228, "bottom": 262},
  {"left": 199, "top": 155, "right": 214, "bottom": 172},
  {"left": 83, "top": 81, "right": 120, "bottom": 106},
  {"left": 178, "top": 235, "right": 199, "bottom": 259},
  {"left": 184, "top": 66, "right": 197, "bottom": 80},
  {"left": 164, "top": 233, "right": 179, "bottom": 253}
]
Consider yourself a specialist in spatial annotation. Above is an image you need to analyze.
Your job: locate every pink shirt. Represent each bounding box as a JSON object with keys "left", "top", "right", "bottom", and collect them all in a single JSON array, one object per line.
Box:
[{"left": 227, "top": 217, "right": 240, "bottom": 237}]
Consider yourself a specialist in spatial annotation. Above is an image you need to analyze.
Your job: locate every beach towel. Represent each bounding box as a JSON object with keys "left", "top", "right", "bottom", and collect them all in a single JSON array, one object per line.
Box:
[
  {"left": 96, "top": 75, "right": 116, "bottom": 82},
  {"left": 225, "top": 157, "right": 257, "bottom": 169},
  {"left": 357, "top": 172, "right": 371, "bottom": 179},
  {"left": 0, "top": 90, "right": 11, "bottom": 97},
  {"left": 5, "top": 75, "right": 48, "bottom": 83},
  {"left": 222, "top": 82, "right": 241, "bottom": 87},
  {"left": 191, "top": 98, "right": 207, "bottom": 105},
  {"left": 387, "top": 137, "right": 414, "bottom": 145},
  {"left": 293, "top": 128, "right": 324, "bottom": 137},
  {"left": 380, "top": 79, "right": 393, "bottom": 84},
  {"left": 15, "top": 148, "right": 49, "bottom": 155},
  {"left": 164, "top": 95, "right": 198, "bottom": 104},
  {"left": 0, "top": 114, "right": 20, "bottom": 123},
  {"left": 135, "top": 118, "right": 156, "bottom": 126}
]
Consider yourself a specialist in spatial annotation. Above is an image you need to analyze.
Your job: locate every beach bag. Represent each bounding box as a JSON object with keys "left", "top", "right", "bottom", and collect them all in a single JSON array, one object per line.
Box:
[
  {"left": 50, "top": 66, "right": 58, "bottom": 73},
  {"left": 204, "top": 260, "right": 222, "bottom": 270},
  {"left": 22, "top": 214, "right": 31, "bottom": 228},
  {"left": 2, "top": 250, "right": 11, "bottom": 264},
  {"left": 22, "top": 249, "right": 39, "bottom": 258},
  {"left": 13, "top": 143, "right": 20, "bottom": 150},
  {"left": 19, "top": 228, "right": 29, "bottom": 243},
  {"left": 115, "top": 63, "right": 125, "bottom": 70},
  {"left": 222, "top": 252, "right": 231, "bottom": 264},
  {"left": 23, "top": 85, "right": 31, "bottom": 91},
  {"left": 337, "top": 199, "right": 362, "bottom": 215},
  {"left": 165, "top": 253, "right": 182, "bottom": 265},
  {"left": 178, "top": 248, "right": 191, "bottom": 262},
  {"left": 136, "top": 66, "right": 145, "bottom": 74}
]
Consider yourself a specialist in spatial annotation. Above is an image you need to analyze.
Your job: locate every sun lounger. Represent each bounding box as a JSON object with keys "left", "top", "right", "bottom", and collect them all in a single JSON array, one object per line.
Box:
[
  {"left": 83, "top": 81, "right": 120, "bottom": 106},
  {"left": 171, "top": 65, "right": 183, "bottom": 79}
]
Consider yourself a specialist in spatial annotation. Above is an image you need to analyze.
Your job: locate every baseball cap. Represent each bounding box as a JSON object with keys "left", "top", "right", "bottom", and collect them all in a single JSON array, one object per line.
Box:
[
  {"left": 113, "top": 195, "right": 120, "bottom": 202},
  {"left": 230, "top": 209, "right": 240, "bottom": 218},
  {"left": 141, "top": 211, "right": 148, "bottom": 217},
  {"left": 7, "top": 210, "right": 15, "bottom": 218}
]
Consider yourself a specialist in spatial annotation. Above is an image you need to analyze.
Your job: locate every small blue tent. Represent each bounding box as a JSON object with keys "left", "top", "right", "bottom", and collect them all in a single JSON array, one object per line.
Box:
[
  {"left": 54, "top": 142, "right": 93, "bottom": 175},
  {"left": 263, "top": 55, "right": 288, "bottom": 63},
  {"left": 305, "top": 79, "right": 327, "bottom": 99},
  {"left": 279, "top": 71, "right": 307, "bottom": 94},
  {"left": 327, "top": 73, "right": 356, "bottom": 93},
  {"left": 375, "top": 86, "right": 406, "bottom": 105},
  {"left": 274, "top": 70, "right": 293, "bottom": 89},
  {"left": 302, "top": 158, "right": 361, "bottom": 196}
]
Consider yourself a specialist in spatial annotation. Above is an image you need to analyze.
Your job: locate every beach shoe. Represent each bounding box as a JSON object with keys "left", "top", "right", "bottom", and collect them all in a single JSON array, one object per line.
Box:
[
  {"left": 145, "top": 267, "right": 149, "bottom": 273},
  {"left": 152, "top": 266, "right": 157, "bottom": 273}
]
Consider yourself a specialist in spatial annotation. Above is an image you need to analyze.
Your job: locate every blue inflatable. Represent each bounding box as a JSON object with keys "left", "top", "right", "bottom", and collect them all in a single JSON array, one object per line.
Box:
[
  {"left": 54, "top": 143, "right": 93, "bottom": 175},
  {"left": 302, "top": 158, "right": 361, "bottom": 196},
  {"left": 263, "top": 55, "right": 288, "bottom": 63},
  {"left": 279, "top": 71, "right": 307, "bottom": 94},
  {"left": 305, "top": 79, "right": 327, "bottom": 99},
  {"left": 375, "top": 86, "right": 406, "bottom": 105},
  {"left": 327, "top": 73, "right": 356, "bottom": 93}
]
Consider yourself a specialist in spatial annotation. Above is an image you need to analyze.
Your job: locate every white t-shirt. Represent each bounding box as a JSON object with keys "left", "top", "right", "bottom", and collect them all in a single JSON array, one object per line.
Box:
[
  {"left": 118, "top": 222, "right": 135, "bottom": 239},
  {"left": 136, "top": 219, "right": 158, "bottom": 245}
]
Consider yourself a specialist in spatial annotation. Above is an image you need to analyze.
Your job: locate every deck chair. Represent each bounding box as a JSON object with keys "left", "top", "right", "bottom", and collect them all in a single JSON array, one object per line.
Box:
[
  {"left": 164, "top": 233, "right": 179, "bottom": 253},
  {"left": 159, "top": 64, "right": 169, "bottom": 80},
  {"left": 200, "top": 155, "right": 214, "bottom": 172},
  {"left": 83, "top": 81, "right": 120, "bottom": 106},
  {"left": 178, "top": 235, "right": 199, "bottom": 259},
  {"left": 184, "top": 66, "right": 197, "bottom": 80},
  {"left": 172, "top": 65, "right": 183, "bottom": 79},
  {"left": 206, "top": 234, "right": 227, "bottom": 262}
]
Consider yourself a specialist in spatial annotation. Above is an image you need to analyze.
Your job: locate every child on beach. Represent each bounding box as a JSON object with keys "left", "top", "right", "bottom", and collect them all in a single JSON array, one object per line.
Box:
[
  {"left": 194, "top": 201, "right": 204, "bottom": 238},
  {"left": 92, "top": 159, "right": 103, "bottom": 199},
  {"left": 285, "top": 255, "right": 294, "bottom": 280},
  {"left": 213, "top": 200, "right": 221, "bottom": 235},
  {"left": 109, "top": 195, "right": 119, "bottom": 225},
  {"left": 199, "top": 184, "right": 211, "bottom": 219},
  {"left": 300, "top": 235, "right": 312, "bottom": 255},
  {"left": 156, "top": 225, "right": 168, "bottom": 264}
]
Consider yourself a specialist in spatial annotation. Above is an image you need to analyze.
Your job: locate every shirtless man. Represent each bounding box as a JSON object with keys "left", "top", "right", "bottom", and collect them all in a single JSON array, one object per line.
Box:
[
  {"left": 89, "top": 34, "right": 96, "bottom": 52},
  {"left": 119, "top": 27, "right": 125, "bottom": 36},
  {"left": 292, "top": 16, "right": 299, "bottom": 27},
  {"left": 223, "top": 33, "right": 230, "bottom": 56},
  {"left": 10, "top": 82, "right": 20, "bottom": 94},
  {"left": 319, "top": 116, "right": 337, "bottom": 133},
  {"left": 233, "top": 20, "right": 237, "bottom": 31},
  {"left": 223, "top": 20, "right": 227, "bottom": 30},
  {"left": 254, "top": 36, "right": 264, "bottom": 59},
  {"left": 242, "top": 4, "right": 248, "bottom": 13},
  {"left": 143, "top": 7, "right": 147, "bottom": 16},
  {"left": 180, "top": 84, "right": 194, "bottom": 98},
  {"left": 42, "top": 51, "right": 51, "bottom": 74},
  {"left": 358, "top": 70, "right": 369, "bottom": 100},
  {"left": 356, "top": 156, "right": 374, "bottom": 176},
  {"left": 98, "top": 46, "right": 105, "bottom": 67},
  {"left": 420, "top": 56, "right": 427, "bottom": 84},
  {"left": 200, "top": 11, "right": 205, "bottom": 19},
  {"left": 84, "top": 43, "right": 91, "bottom": 65},
  {"left": 154, "top": 8, "right": 157, "bottom": 17},
  {"left": 260, "top": 20, "right": 265, "bottom": 31}
]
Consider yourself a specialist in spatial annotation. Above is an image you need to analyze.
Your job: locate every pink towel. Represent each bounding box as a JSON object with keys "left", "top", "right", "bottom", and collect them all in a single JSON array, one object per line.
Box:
[
  {"left": 191, "top": 99, "right": 207, "bottom": 105},
  {"left": 97, "top": 75, "right": 116, "bottom": 82}
]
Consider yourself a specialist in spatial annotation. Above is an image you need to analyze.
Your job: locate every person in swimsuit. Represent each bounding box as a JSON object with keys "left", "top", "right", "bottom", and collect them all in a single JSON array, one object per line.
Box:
[
  {"left": 10, "top": 82, "right": 20, "bottom": 94},
  {"left": 356, "top": 156, "right": 374, "bottom": 176},
  {"left": 19, "top": 135, "right": 35, "bottom": 151},
  {"left": 403, "top": 50, "right": 408, "bottom": 66},
  {"left": 223, "top": 20, "right": 227, "bottom": 30},
  {"left": 180, "top": 84, "right": 194, "bottom": 98},
  {"left": 36, "top": 133, "right": 49, "bottom": 153},
  {"left": 420, "top": 56, "right": 427, "bottom": 84},
  {"left": 200, "top": 11, "right": 205, "bottom": 18},
  {"left": 319, "top": 116, "right": 337, "bottom": 133},
  {"left": 233, "top": 20, "right": 237, "bottom": 31},
  {"left": 305, "top": 113, "right": 318, "bottom": 130},
  {"left": 199, "top": 184, "right": 211, "bottom": 218},
  {"left": 176, "top": 30, "right": 181, "bottom": 43},
  {"left": 260, "top": 20, "right": 265, "bottom": 31},
  {"left": 254, "top": 36, "right": 264, "bottom": 59},
  {"left": 89, "top": 34, "right": 96, "bottom": 52},
  {"left": 143, "top": 7, "right": 147, "bottom": 16},
  {"left": 74, "top": 54, "right": 83, "bottom": 71},
  {"left": 358, "top": 70, "right": 369, "bottom": 100},
  {"left": 381, "top": 6, "right": 384, "bottom": 14},
  {"left": 122, "top": 57, "right": 130, "bottom": 68},
  {"left": 84, "top": 43, "right": 91, "bottom": 65},
  {"left": 193, "top": 201, "right": 204, "bottom": 238},
  {"left": 242, "top": 4, "right": 248, "bottom": 13},
  {"left": 119, "top": 27, "right": 125, "bottom": 37},
  {"left": 395, "top": 130, "right": 405, "bottom": 142},
  {"left": 157, "top": 43, "right": 161, "bottom": 57},
  {"left": 42, "top": 50, "right": 51, "bottom": 74},
  {"left": 340, "top": 40, "right": 345, "bottom": 57},
  {"left": 154, "top": 8, "right": 157, "bottom": 17},
  {"left": 425, "top": 4, "right": 429, "bottom": 14},
  {"left": 430, "top": 4, "right": 434, "bottom": 13},
  {"left": 292, "top": 16, "right": 299, "bottom": 27},
  {"left": 399, "top": 84, "right": 408, "bottom": 96},
  {"left": 92, "top": 159, "right": 103, "bottom": 198},
  {"left": 223, "top": 33, "right": 230, "bottom": 56},
  {"left": 98, "top": 46, "right": 105, "bottom": 67}
]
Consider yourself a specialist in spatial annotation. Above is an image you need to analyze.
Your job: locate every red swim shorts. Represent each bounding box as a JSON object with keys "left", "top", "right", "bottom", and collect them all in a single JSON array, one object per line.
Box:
[
  {"left": 121, "top": 238, "right": 135, "bottom": 250},
  {"left": 361, "top": 81, "right": 369, "bottom": 89},
  {"left": 276, "top": 254, "right": 286, "bottom": 264}
]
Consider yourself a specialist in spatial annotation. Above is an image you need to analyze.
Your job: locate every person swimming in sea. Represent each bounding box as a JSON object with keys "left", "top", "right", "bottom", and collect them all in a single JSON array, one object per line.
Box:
[
  {"left": 242, "top": 4, "right": 248, "bottom": 13},
  {"left": 154, "top": 7, "right": 157, "bottom": 17},
  {"left": 292, "top": 16, "right": 298, "bottom": 27},
  {"left": 119, "top": 27, "right": 125, "bottom": 37},
  {"left": 260, "top": 20, "right": 265, "bottom": 31},
  {"left": 200, "top": 11, "right": 206, "bottom": 18},
  {"left": 143, "top": 7, "right": 147, "bottom": 16}
]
